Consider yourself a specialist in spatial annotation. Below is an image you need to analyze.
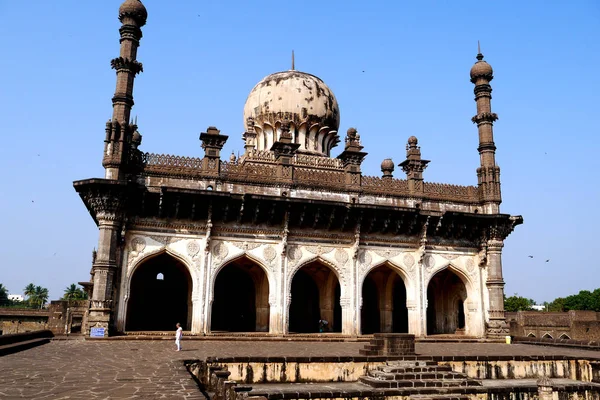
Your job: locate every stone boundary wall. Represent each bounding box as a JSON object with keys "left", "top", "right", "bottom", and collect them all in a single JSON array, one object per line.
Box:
[
  {"left": 186, "top": 359, "right": 600, "bottom": 400},
  {"left": 0, "top": 308, "right": 49, "bottom": 335},
  {"left": 513, "top": 335, "right": 600, "bottom": 350}
]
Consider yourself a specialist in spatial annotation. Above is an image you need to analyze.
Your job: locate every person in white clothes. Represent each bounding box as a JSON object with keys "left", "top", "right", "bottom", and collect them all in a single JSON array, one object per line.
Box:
[{"left": 175, "top": 323, "right": 183, "bottom": 351}]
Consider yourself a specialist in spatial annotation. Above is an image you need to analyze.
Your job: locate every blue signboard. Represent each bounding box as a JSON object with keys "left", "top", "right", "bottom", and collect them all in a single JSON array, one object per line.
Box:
[{"left": 90, "top": 327, "right": 105, "bottom": 338}]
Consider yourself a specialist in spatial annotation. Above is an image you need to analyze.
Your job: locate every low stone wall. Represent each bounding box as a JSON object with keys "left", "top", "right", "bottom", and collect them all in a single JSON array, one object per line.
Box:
[
  {"left": 193, "top": 355, "right": 600, "bottom": 385},
  {"left": 187, "top": 359, "right": 600, "bottom": 400},
  {"left": 0, "top": 308, "right": 49, "bottom": 334},
  {"left": 438, "top": 359, "right": 594, "bottom": 381},
  {"left": 514, "top": 335, "right": 600, "bottom": 350}
]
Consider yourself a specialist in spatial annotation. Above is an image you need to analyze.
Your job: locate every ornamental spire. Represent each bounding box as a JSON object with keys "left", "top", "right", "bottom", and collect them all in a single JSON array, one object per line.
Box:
[{"left": 291, "top": 50, "right": 295, "bottom": 70}]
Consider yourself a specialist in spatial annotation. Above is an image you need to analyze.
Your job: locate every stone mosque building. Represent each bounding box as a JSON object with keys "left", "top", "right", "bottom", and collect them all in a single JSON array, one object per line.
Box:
[{"left": 74, "top": 0, "right": 522, "bottom": 337}]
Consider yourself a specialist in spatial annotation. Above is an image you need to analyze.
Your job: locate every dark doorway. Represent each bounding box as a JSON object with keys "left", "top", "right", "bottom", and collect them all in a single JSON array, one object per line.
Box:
[
  {"left": 361, "top": 265, "right": 408, "bottom": 334},
  {"left": 289, "top": 269, "right": 320, "bottom": 333},
  {"left": 289, "top": 261, "right": 341, "bottom": 333},
  {"left": 392, "top": 275, "right": 408, "bottom": 333},
  {"left": 126, "top": 253, "right": 192, "bottom": 331},
  {"left": 211, "top": 258, "right": 269, "bottom": 332},
  {"left": 426, "top": 268, "right": 467, "bottom": 335},
  {"left": 361, "top": 275, "right": 380, "bottom": 334}
]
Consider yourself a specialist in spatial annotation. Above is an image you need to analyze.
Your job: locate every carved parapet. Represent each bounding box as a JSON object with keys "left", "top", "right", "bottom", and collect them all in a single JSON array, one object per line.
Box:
[
  {"left": 90, "top": 299, "right": 113, "bottom": 311},
  {"left": 110, "top": 57, "right": 143, "bottom": 75}
]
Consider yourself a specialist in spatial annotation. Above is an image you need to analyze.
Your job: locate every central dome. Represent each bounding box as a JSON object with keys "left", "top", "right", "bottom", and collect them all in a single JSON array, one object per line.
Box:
[{"left": 243, "top": 70, "right": 340, "bottom": 156}]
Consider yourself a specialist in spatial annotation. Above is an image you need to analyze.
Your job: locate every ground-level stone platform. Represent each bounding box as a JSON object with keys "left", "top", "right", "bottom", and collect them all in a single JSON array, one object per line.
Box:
[
  {"left": 248, "top": 379, "right": 600, "bottom": 398},
  {"left": 1, "top": 340, "right": 599, "bottom": 399}
]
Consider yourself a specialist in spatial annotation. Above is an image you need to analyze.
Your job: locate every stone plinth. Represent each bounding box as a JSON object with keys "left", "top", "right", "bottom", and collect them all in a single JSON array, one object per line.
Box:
[{"left": 359, "top": 333, "right": 415, "bottom": 356}]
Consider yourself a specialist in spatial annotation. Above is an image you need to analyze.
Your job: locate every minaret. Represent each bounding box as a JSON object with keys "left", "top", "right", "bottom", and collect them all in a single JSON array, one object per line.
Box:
[
  {"left": 102, "top": 0, "right": 147, "bottom": 180},
  {"left": 470, "top": 44, "right": 501, "bottom": 213}
]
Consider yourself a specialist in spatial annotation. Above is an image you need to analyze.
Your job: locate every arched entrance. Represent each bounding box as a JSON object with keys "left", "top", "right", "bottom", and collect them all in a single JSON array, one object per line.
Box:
[
  {"left": 211, "top": 257, "right": 269, "bottom": 332},
  {"left": 289, "top": 261, "right": 341, "bottom": 333},
  {"left": 361, "top": 264, "right": 408, "bottom": 334},
  {"left": 426, "top": 268, "right": 468, "bottom": 335},
  {"left": 126, "top": 253, "right": 192, "bottom": 331}
]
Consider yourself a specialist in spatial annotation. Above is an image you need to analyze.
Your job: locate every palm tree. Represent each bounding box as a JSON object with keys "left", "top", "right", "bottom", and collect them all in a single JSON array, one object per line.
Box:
[
  {"left": 0, "top": 283, "right": 8, "bottom": 305},
  {"left": 30, "top": 286, "right": 49, "bottom": 309},
  {"left": 24, "top": 283, "right": 36, "bottom": 307},
  {"left": 63, "top": 284, "right": 79, "bottom": 301},
  {"left": 63, "top": 284, "right": 87, "bottom": 301}
]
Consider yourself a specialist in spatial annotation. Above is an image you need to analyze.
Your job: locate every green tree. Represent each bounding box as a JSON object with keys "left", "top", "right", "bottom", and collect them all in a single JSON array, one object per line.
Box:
[
  {"left": 0, "top": 283, "right": 8, "bottom": 305},
  {"left": 26, "top": 285, "right": 49, "bottom": 309},
  {"left": 504, "top": 294, "right": 535, "bottom": 312},
  {"left": 24, "top": 283, "right": 36, "bottom": 307},
  {"left": 548, "top": 297, "right": 565, "bottom": 312},
  {"left": 63, "top": 284, "right": 87, "bottom": 301}
]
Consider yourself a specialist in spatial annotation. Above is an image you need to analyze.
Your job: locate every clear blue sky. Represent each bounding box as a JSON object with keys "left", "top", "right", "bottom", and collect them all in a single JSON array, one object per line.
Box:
[{"left": 0, "top": 1, "right": 598, "bottom": 303}]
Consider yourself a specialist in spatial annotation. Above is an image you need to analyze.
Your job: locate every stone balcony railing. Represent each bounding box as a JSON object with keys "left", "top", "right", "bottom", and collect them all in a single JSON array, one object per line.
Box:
[{"left": 141, "top": 152, "right": 480, "bottom": 203}]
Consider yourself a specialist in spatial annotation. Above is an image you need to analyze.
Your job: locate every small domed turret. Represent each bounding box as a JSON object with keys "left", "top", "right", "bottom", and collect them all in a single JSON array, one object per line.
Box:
[
  {"left": 119, "top": 0, "right": 147, "bottom": 26},
  {"left": 381, "top": 158, "right": 394, "bottom": 179},
  {"left": 470, "top": 53, "right": 493, "bottom": 83}
]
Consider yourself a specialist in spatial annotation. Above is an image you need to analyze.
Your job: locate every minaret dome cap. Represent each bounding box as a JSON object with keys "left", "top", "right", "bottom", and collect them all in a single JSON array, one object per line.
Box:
[
  {"left": 470, "top": 53, "right": 493, "bottom": 83},
  {"left": 119, "top": 0, "right": 148, "bottom": 25}
]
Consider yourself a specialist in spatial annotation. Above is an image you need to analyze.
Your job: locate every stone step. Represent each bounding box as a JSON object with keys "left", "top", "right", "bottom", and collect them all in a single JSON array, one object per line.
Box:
[
  {"left": 410, "top": 395, "right": 471, "bottom": 400},
  {"left": 385, "top": 360, "right": 438, "bottom": 367},
  {"left": 358, "top": 376, "right": 482, "bottom": 388},
  {"left": 375, "top": 365, "right": 453, "bottom": 374},
  {"left": 368, "top": 370, "right": 468, "bottom": 381}
]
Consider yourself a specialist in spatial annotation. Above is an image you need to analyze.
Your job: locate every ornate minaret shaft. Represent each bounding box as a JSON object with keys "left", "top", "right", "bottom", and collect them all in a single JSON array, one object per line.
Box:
[
  {"left": 470, "top": 45, "right": 501, "bottom": 213},
  {"left": 103, "top": 0, "right": 147, "bottom": 180}
]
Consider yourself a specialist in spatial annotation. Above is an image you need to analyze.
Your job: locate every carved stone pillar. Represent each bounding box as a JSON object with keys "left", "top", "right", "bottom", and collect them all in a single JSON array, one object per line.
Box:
[
  {"left": 485, "top": 239, "right": 509, "bottom": 337},
  {"left": 406, "top": 301, "right": 421, "bottom": 337},
  {"left": 340, "top": 297, "right": 353, "bottom": 335},
  {"left": 89, "top": 212, "right": 122, "bottom": 336}
]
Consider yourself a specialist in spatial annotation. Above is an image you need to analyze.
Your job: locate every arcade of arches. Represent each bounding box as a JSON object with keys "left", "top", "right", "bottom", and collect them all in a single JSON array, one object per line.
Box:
[
  {"left": 126, "top": 253, "right": 192, "bottom": 331},
  {"left": 426, "top": 268, "right": 468, "bottom": 335},
  {"left": 211, "top": 257, "right": 270, "bottom": 332},
  {"left": 361, "top": 264, "right": 408, "bottom": 334}
]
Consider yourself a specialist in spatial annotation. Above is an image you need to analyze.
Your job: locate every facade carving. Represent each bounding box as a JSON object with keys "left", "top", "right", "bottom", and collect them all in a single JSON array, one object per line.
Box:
[{"left": 73, "top": 0, "right": 522, "bottom": 338}]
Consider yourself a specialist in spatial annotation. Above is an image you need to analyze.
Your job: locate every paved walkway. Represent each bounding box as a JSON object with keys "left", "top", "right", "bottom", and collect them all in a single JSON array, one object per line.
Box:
[{"left": 1, "top": 340, "right": 599, "bottom": 399}]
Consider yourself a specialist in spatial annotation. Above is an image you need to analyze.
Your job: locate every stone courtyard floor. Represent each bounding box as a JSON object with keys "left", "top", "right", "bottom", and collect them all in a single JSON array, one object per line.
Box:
[{"left": 1, "top": 340, "right": 600, "bottom": 399}]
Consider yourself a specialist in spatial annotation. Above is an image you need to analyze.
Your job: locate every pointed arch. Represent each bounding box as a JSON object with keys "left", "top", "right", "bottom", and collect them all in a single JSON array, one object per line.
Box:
[
  {"left": 426, "top": 264, "right": 470, "bottom": 335},
  {"left": 288, "top": 257, "right": 342, "bottom": 333},
  {"left": 426, "top": 262, "right": 474, "bottom": 293},
  {"left": 359, "top": 259, "right": 410, "bottom": 291},
  {"left": 288, "top": 255, "right": 344, "bottom": 297},
  {"left": 559, "top": 333, "right": 571, "bottom": 340},
  {"left": 527, "top": 332, "right": 536, "bottom": 338},
  {"left": 360, "top": 261, "right": 409, "bottom": 334},
  {"left": 542, "top": 333, "right": 553, "bottom": 339},
  {"left": 210, "top": 251, "right": 273, "bottom": 299},
  {"left": 210, "top": 254, "right": 271, "bottom": 332},
  {"left": 126, "top": 251, "right": 193, "bottom": 331}
]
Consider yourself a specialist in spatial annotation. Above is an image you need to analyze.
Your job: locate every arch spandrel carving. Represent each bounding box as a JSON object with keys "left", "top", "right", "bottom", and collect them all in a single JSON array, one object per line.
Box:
[
  {"left": 208, "top": 242, "right": 275, "bottom": 303},
  {"left": 286, "top": 252, "right": 347, "bottom": 298},
  {"left": 424, "top": 258, "right": 476, "bottom": 295}
]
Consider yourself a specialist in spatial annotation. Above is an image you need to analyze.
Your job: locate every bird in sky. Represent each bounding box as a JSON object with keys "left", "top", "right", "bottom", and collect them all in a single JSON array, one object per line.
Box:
[
  {"left": 528, "top": 255, "right": 534, "bottom": 258},
  {"left": 545, "top": 259, "right": 550, "bottom": 263}
]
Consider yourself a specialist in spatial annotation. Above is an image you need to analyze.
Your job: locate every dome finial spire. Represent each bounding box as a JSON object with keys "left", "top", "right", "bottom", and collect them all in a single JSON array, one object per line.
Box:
[
  {"left": 477, "top": 40, "right": 484, "bottom": 61},
  {"left": 291, "top": 50, "right": 295, "bottom": 70}
]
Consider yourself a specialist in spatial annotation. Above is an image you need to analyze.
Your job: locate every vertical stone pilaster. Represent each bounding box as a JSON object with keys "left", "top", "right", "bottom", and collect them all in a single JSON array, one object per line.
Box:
[{"left": 485, "top": 239, "right": 509, "bottom": 337}]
